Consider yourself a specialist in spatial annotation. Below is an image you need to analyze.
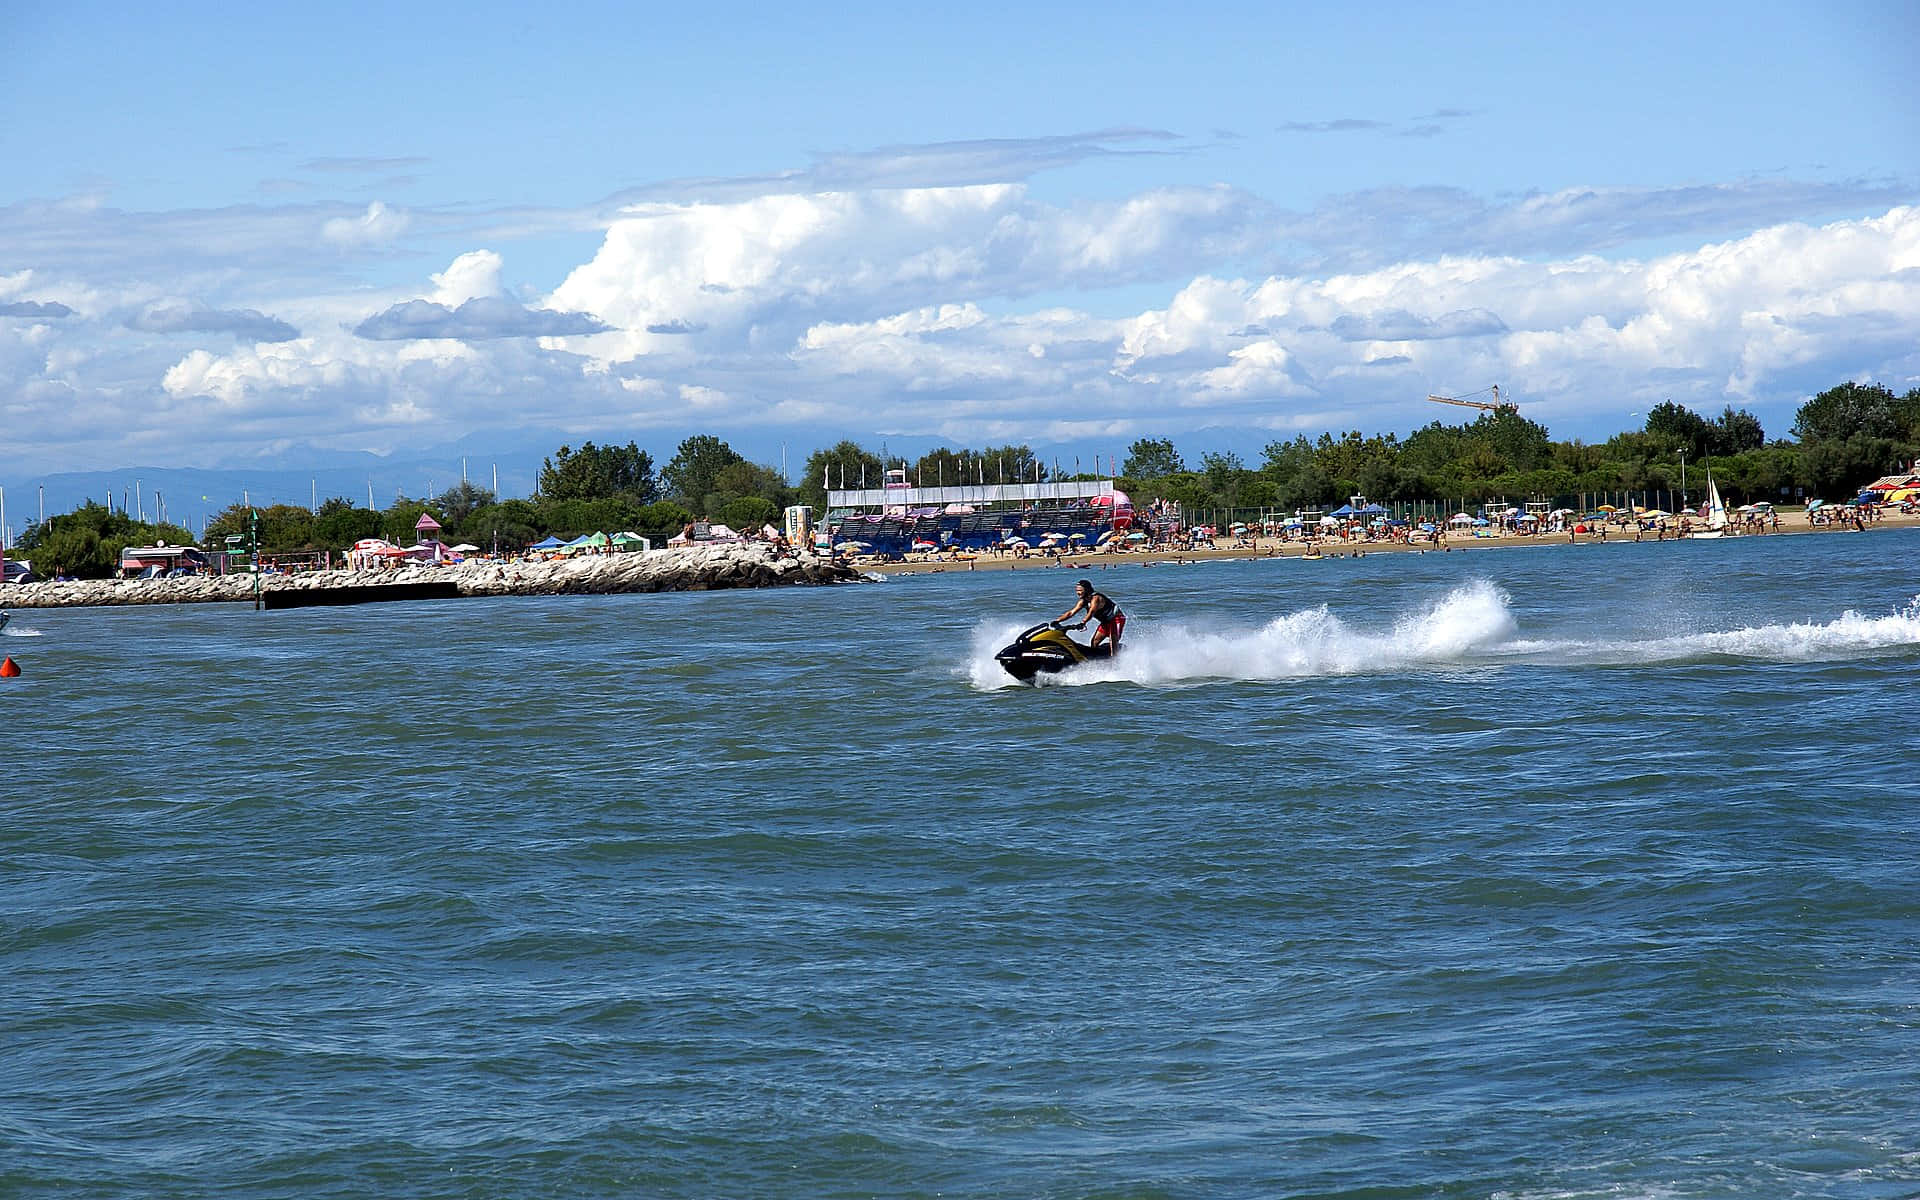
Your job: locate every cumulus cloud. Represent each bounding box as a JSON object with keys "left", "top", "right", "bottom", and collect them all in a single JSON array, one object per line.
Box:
[
  {"left": 321, "top": 200, "right": 410, "bottom": 246},
  {"left": 0, "top": 299, "right": 73, "bottom": 318},
  {"left": 429, "top": 250, "right": 505, "bottom": 305},
  {"left": 5, "top": 131, "right": 1918, "bottom": 472},
  {"left": 352, "top": 296, "right": 609, "bottom": 340},
  {"left": 127, "top": 301, "right": 299, "bottom": 341},
  {"left": 547, "top": 183, "right": 1269, "bottom": 361}
]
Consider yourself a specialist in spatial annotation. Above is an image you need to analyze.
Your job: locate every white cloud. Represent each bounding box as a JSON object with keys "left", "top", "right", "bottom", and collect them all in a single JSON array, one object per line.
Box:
[
  {"left": 321, "top": 200, "right": 410, "bottom": 247},
  {"left": 3, "top": 146, "right": 1917, "bottom": 472},
  {"left": 430, "top": 250, "right": 504, "bottom": 305}
]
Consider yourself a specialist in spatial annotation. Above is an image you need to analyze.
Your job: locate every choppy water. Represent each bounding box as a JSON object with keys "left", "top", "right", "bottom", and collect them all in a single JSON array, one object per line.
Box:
[{"left": 5, "top": 531, "right": 1920, "bottom": 1199}]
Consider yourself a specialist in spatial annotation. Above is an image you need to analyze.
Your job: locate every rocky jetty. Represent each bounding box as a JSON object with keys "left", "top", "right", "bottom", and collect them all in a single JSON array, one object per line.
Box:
[{"left": 0, "top": 542, "right": 866, "bottom": 609}]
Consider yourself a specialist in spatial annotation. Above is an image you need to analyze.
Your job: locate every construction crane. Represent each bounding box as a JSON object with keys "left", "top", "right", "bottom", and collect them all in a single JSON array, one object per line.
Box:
[{"left": 1426, "top": 385, "right": 1518, "bottom": 414}]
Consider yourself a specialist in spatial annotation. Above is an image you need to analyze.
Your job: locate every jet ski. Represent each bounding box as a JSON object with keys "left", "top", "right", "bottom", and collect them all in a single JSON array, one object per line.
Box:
[{"left": 995, "top": 621, "right": 1114, "bottom": 683}]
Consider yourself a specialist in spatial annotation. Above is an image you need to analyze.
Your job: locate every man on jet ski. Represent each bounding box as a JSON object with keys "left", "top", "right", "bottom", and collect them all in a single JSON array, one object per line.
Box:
[{"left": 1056, "top": 579, "right": 1124, "bottom": 656}]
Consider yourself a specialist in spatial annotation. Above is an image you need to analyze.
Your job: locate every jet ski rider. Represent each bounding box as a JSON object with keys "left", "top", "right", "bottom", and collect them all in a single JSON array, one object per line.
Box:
[{"left": 1057, "top": 579, "right": 1125, "bottom": 655}]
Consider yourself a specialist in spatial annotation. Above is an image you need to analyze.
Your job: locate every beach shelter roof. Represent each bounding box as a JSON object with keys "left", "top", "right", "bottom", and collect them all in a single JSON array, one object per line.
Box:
[
  {"left": 415, "top": 512, "right": 442, "bottom": 531},
  {"left": 448, "top": 543, "right": 480, "bottom": 552}
]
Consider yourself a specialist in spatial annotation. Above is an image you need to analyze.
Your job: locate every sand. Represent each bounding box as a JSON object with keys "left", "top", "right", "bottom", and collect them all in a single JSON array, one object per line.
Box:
[{"left": 862, "top": 508, "right": 1920, "bottom": 577}]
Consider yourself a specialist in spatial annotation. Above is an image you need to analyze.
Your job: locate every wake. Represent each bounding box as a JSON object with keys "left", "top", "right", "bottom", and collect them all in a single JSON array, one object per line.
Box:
[{"left": 965, "top": 583, "right": 1920, "bottom": 689}]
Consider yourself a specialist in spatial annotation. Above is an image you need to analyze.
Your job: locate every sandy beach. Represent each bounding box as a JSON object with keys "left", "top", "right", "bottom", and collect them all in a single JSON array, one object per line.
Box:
[{"left": 864, "top": 508, "right": 1920, "bottom": 577}]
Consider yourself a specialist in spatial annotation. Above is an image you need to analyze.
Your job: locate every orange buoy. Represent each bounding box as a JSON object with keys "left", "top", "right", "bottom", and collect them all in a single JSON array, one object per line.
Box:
[{"left": 0, "top": 656, "right": 18, "bottom": 678}]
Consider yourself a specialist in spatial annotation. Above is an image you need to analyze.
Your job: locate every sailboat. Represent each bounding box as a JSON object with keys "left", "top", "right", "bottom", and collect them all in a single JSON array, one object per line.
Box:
[{"left": 1688, "top": 467, "right": 1730, "bottom": 539}]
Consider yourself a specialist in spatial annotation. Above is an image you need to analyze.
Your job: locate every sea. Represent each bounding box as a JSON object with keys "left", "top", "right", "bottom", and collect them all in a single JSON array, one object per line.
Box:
[{"left": 5, "top": 529, "right": 1920, "bottom": 1199}]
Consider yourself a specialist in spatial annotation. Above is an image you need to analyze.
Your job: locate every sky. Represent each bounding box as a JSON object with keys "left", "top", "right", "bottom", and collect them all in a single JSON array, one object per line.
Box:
[{"left": 3, "top": 0, "right": 1917, "bottom": 490}]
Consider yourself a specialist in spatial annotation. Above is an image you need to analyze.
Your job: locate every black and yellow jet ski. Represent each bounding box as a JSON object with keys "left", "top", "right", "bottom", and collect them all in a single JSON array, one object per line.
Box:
[{"left": 995, "top": 621, "right": 1114, "bottom": 683}]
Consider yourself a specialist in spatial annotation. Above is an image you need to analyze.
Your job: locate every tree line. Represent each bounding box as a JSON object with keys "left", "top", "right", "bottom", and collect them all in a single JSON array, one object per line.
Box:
[{"left": 12, "top": 380, "right": 1916, "bottom": 577}]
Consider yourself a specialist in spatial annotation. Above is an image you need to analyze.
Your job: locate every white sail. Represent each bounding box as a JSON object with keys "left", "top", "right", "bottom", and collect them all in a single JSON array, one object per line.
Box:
[{"left": 1705, "top": 471, "right": 1728, "bottom": 531}]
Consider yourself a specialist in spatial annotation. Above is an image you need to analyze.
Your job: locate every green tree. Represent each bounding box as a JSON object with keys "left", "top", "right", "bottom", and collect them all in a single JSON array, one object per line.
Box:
[
  {"left": 799, "top": 440, "right": 885, "bottom": 509},
  {"left": 1123, "top": 437, "right": 1184, "bottom": 479},
  {"left": 1793, "top": 381, "right": 1902, "bottom": 444},
  {"left": 537, "top": 441, "right": 658, "bottom": 502},
  {"left": 716, "top": 496, "right": 780, "bottom": 532},
  {"left": 630, "top": 501, "right": 695, "bottom": 543},
  {"left": 661, "top": 435, "right": 745, "bottom": 512},
  {"left": 1709, "top": 406, "right": 1765, "bottom": 455},
  {"left": 21, "top": 502, "right": 196, "bottom": 578},
  {"left": 433, "top": 480, "right": 497, "bottom": 526},
  {"left": 1644, "top": 400, "right": 1712, "bottom": 457}
]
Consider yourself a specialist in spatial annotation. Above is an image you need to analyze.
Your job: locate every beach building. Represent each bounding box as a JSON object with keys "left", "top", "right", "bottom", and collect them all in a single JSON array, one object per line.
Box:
[
  {"left": 825, "top": 475, "right": 1131, "bottom": 557},
  {"left": 117, "top": 543, "right": 210, "bottom": 578}
]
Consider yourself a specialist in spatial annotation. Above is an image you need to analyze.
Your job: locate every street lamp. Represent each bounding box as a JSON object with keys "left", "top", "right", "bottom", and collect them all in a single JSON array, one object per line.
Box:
[{"left": 1679, "top": 450, "right": 1689, "bottom": 511}]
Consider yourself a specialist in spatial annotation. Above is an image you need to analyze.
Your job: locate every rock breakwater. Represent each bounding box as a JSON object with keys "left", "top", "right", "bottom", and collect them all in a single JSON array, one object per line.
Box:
[{"left": 1, "top": 543, "right": 865, "bottom": 609}]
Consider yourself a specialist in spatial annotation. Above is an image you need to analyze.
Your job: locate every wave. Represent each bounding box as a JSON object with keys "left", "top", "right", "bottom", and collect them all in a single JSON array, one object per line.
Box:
[
  {"left": 966, "top": 584, "right": 1920, "bottom": 688},
  {"left": 1503, "top": 595, "right": 1920, "bottom": 668}
]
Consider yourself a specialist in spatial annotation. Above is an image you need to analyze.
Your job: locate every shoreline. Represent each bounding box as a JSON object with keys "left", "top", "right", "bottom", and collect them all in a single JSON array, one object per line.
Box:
[
  {"left": 0, "top": 541, "right": 861, "bottom": 610},
  {"left": 863, "top": 508, "right": 1920, "bottom": 576}
]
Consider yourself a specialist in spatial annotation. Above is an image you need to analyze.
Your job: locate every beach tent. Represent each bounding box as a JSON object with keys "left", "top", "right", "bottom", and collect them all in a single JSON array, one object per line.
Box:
[
  {"left": 448, "top": 543, "right": 479, "bottom": 553},
  {"left": 528, "top": 536, "right": 566, "bottom": 551},
  {"left": 1356, "top": 503, "right": 1388, "bottom": 516},
  {"left": 1329, "top": 504, "right": 1356, "bottom": 517},
  {"left": 611, "top": 532, "right": 650, "bottom": 551}
]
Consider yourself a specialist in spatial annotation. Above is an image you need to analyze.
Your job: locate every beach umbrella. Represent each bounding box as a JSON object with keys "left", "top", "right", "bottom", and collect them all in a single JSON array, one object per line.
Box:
[
  {"left": 1449, "top": 513, "right": 1473, "bottom": 524},
  {"left": 1596, "top": 504, "right": 1618, "bottom": 512},
  {"left": 1068, "top": 532, "right": 1088, "bottom": 542},
  {"left": 1549, "top": 508, "right": 1574, "bottom": 517},
  {"left": 1472, "top": 517, "right": 1490, "bottom": 526},
  {"left": 1418, "top": 522, "right": 1436, "bottom": 532},
  {"left": 1096, "top": 530, "right": 1118, "bottom": 544},
  {"left": 1807, "top": 499, "right": 1825, "bottom": 511},
  {"left": 1642, "top": 509, "right": 1671, "bottom": 519},
  {"left": 1001, "top": 534, "right": 1027, "bottom": 546},
  {"left": 911, "top": 540, "right": 938, "bottom": 551},
  {"left": 1126, "top": 531, "right": 1149, "bottom": 541},
  {"left": 837, "top": 540, "right": 871, "bottom": 552}
]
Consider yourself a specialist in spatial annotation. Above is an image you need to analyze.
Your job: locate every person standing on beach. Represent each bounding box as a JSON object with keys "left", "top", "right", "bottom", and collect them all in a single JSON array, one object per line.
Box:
[{"left": 1057, "top": 578, "right": 1125, "bottom": 656}]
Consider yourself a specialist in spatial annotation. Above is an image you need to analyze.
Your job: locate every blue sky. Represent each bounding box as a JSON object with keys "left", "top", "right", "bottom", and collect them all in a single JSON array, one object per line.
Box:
[{"left": 3, "top": 0, "right": 1916, "bottom": 487}]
